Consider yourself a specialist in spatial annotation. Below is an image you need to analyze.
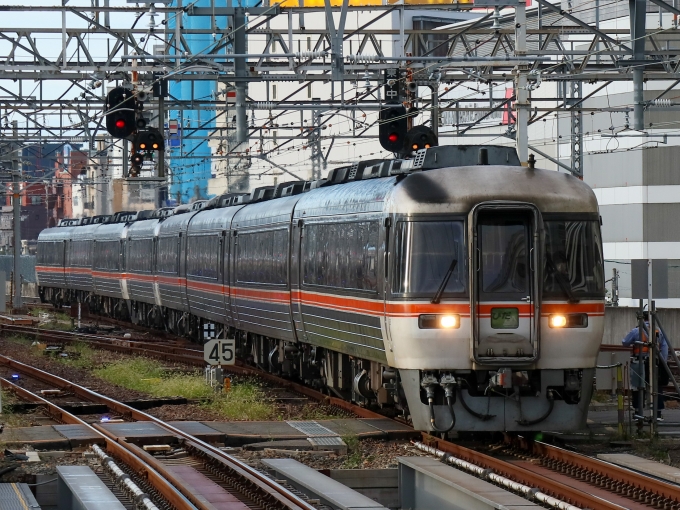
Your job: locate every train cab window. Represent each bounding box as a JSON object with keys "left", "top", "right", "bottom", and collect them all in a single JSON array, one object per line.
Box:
[
  {"left": 157, "top": 236, "right": 179, "bottom": 274},
  {"left": 303, "top": 221, "right": 378, "bottom": 292},
  {"left": 543, "top": 219, "right": 604, "bottom": 299},
  {"left": 393, "top": 221, "right": 465, "bottom": 296},
  {"left": 127, "top": 238, "right": 153, "bottom": 273},
  {"left": 237, "top": 229, "right": 288, "bottom": 285},
  {"left": 94, "top": 241, "right": 119, "bottom": 271},
  {"left": 187, "top": 235, "right": 219, "bottom": 280},
  {"left": 478, "top": 218, "right": 528, "bottom": 296}
]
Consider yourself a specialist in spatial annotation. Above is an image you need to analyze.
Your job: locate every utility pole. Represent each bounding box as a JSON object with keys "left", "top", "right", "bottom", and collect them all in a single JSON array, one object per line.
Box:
[
  {"left": 630, "top": 0, "right": 647, "bottom": 130},
  {"left": 11, "top": 120, "right": 21, "bottom": 310},
  {"left": 234, "top": 7, "right": 247, "bottom": 146},
  {"left": 514, "top": 1, "right": 529, "bottom": 166}
]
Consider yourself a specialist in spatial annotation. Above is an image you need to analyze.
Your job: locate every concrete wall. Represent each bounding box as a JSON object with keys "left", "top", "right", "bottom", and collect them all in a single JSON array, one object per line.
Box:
[{"left": 602, "top": 306, "right": 680, "bottom": 349}]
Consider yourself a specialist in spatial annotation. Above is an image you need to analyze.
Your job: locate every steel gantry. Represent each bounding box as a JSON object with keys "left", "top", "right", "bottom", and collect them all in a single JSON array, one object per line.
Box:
[{"left": 0, "top": 0, "right": 677, "bottom": 186}]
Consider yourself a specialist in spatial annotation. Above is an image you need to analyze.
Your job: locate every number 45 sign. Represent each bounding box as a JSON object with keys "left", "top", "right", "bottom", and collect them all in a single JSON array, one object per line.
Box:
[{"left": 204, "top": 339, "right": 236, "bottom": 366}]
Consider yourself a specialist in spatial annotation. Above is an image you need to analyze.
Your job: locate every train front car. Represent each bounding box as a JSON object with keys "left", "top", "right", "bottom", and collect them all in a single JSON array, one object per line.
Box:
[{"left": 388, "top": 160, "right": 605, "bottom": 432}]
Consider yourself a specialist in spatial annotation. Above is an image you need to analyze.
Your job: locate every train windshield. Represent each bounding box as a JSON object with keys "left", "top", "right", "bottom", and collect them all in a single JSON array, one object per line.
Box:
[
  {"left": 393, "top": 221, "right": 466, "bottom": 296},
  {"left": 543, "top": 220, "right": 604, "bottom": 299}
]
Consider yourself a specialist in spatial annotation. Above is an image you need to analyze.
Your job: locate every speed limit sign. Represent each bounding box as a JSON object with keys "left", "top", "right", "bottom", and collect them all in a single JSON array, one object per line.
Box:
[{"left": 204, "top": 339, "right": 236, "bottom": 365}]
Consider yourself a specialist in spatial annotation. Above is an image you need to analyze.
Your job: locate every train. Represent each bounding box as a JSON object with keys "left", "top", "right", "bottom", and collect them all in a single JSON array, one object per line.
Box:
[{"left": 36, "top": 145, "right": 606, "bottom": 433}]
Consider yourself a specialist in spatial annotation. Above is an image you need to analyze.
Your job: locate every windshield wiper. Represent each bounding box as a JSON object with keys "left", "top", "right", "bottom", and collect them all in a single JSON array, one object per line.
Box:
[
  {"left": 545, "top": 253, "right": 580, "bottom": 303},
  {"left": 431, "top": 257, "right": 458, "bottom": 304}
]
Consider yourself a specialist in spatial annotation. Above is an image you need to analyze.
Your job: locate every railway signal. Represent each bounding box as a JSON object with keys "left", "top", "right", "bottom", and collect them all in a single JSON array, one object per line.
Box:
[
  {"left": 379, "top": 105, "right": 407, "bottom": 153},
  {"left": 404, "top": 125, "right": 438, "bottom": 153},
  {"left": 135, "top": 127, "right": 165, "bottom": 151},
  {"left": 105, "top": 87, "right": 136, "bottom": 139}
]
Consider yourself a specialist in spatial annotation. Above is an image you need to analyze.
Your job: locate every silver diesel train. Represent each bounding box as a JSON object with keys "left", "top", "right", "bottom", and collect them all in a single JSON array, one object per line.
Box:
[{"left": 37, "top": 146, "right": 605, "bottom": 432}]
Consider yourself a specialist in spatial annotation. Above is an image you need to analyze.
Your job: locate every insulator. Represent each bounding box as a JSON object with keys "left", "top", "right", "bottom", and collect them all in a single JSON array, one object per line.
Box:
[
  {"left": 650, "top": 98, "right": 672, "bottom": 107},
  {"left": 294, "top": 51, "right": 326, "bottom": 59},
  {"left": 346, "top": 54, "right": 380, "bottom": 64},
  {"left": 252, "top": 102, "right": 277, "bottom": 110}
]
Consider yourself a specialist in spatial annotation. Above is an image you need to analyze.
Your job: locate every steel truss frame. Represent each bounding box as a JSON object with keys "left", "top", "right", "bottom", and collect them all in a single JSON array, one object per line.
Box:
[{"left": 0, "top": 0, "right": 676, "bottom": 179}]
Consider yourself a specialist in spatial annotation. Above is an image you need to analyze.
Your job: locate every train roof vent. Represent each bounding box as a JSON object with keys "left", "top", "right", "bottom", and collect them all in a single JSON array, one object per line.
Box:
[
  {"left": 303, "top": 181, "right": 312, "bottom": 192},
  {"left": 232, "top": 194, "right": 251, "bottom": 206},
  {"left": 273, "top": 181, "right": 301, "bottom": 198},
  {"left": 173, "top": 204, "right": 192, "bottom": 215},
  {"left": 347, "top": 159, "right": 382, "bottom": 181},
  {"left": 204, "top": 195, "right": 222, "bottom": 210},
  {"left": 190, "top": 200, "right": 208, "bottom": 212},
  {"left": 388, "top": 159, "right": 415, "bottom": 175},
  {"left": 113, "top": 211, "right": 137, "bottom": 223},
  {"left": 58, "top": 218, "right": 81, "bottom": 227},
  {"left": 152, "top": 207, "right": 174, "bottom": 219},
  {"left": 362, "top": 162, "right": 390, "bottom": 180},
  {"left": 280, "top": 182, "right": 306, "bottom": 197},
  {"left": 326, "top": 166, "right": 350, "bottom": 184},
  {"left": 414, "top": 145, "right": 521, "bottom": 170},
  {"left": 309, "top": 179, "right": 328, "bottom": 190},
  {"left": 223, "top": 193, "right": 248, "bottom": 207},
  {"left": 80, "top": 217, "right": 92, "bottom": 225},
  {"left": 136, "top": 210, "right": 155, "bottom": 220},
  {"left": 411, "top": 149, "right": 428, "bottom": 169},
  {"left": 249, "top": 186, "right": 275, "bottom": 203},
  {"left": 91, "top": 215, "right": 111, "bottom": 224}
]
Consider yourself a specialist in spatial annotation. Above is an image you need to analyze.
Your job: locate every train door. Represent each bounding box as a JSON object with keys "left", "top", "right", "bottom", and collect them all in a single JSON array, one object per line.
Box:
[
  {"left": 230, "top": 231, "right": 240, "bottom": 327},
  {"left": 220, "top": 231, "right": 230, "bottom": 324},
  {"left": 471, "top": 203, "right": 541, "bottom": 363}
]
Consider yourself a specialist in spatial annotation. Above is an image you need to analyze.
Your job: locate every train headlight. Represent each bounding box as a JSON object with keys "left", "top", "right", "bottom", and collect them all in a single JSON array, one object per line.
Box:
[
  {"left": 549, "top": 314, "right": 588, "bottom": 328},
  {"left": 549, "top": 315, "right": 567, "bottom": 328},
  {"left": 419, "top": 314, "right": 460, "bottom": 329}
]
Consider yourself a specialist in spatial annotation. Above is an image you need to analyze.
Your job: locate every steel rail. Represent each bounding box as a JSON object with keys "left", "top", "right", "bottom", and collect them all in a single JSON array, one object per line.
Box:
[
  {"left": 3, "top": 323, "right": 675, "bottom": 509},
  {"left": 0, "top": 376, "right": 196, "bottom": 510},
  {"left": 0, "top": 354, "right": 317, "bottom": 510},
  {"left": 531, "top": 440, "right": 680, "bottom": 505},
  {"left": 419, "top": 433, "right": 626, "bottom": 510}
]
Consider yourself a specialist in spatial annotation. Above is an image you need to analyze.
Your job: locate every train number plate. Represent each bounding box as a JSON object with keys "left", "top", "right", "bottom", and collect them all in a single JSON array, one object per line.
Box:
[{"left": 490, "top": 308, "right": 519, "bottom": 329}]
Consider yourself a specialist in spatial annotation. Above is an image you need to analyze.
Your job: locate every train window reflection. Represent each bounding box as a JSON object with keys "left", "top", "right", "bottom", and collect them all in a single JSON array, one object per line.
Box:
[
  {"left": 393, "top": 221, "right": 465, "bottom": 296},
  {"left": 94, "top": 241, "right": 119, "bottom": 271},
  {"left": 302, "top": 221, "right": 379, "bottom": 292},
  {"left": 479, "top": 221, "right": 528, "bottom": 295},
  {"left": 157, "top": 236, "right": 179, "bottom": 274},
  {"left": 544, "top": 220, "right": 604, "bottom": 298},
  {"left": 237, "top": 229, "right": 288, "bottom": 285},
  {"left": 128, "top": 238, "right": 153, "bottom": 273},
  {"left": 187, "top": 235, "right": 219, "bottom": 280}
]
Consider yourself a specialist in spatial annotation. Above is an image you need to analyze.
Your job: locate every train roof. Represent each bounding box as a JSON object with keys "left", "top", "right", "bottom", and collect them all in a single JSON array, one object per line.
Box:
[
  {"left": 126, "top": 218, "right": 158, "bottom": 238},
  {"left": 386, "top": 165, "right": 599, "bottom": 216},
  {"left": 38, "top": 225, "right": 75, "bottom": 241},
  {"left": 91, "top": 221, "right": 127, "bottom": 241},
  {"left": 233, "top": 195, "right": 302, "bottom": 229},
  {"left": 186, "top": 204, "right": 246, "bottom": 234},
  {"left": 293, "top": 177, "right": 394, "bottom": 219}
]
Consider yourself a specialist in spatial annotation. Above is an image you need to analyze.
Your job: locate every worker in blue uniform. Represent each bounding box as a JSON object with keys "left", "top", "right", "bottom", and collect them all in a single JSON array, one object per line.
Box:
[{"left": 622, "top": 311, "right": 669, "bottom": 420}]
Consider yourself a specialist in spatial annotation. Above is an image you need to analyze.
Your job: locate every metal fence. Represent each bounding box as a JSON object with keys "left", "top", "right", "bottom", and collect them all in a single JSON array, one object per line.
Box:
[{"left": 0, "top": 255, "right": 37, "bottom": 283}]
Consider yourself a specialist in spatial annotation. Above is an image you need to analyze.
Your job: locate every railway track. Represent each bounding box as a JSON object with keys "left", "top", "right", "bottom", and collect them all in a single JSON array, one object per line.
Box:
[
  {"left": 4, "top": 323, "right": 680, "bottom": 509},
  {"left": 0, "top": 354, "right": 320, "bottom": 510}
]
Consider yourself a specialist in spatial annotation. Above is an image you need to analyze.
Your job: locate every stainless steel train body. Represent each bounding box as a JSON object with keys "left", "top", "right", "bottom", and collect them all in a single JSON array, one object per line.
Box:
[{"left": 36, "top": 146, "right": 605, "bottom": 432}]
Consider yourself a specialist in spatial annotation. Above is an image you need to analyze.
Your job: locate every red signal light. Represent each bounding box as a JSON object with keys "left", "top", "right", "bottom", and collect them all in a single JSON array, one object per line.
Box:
[
  {"left": 115, "top": 119, "right": 126, "bottom": 129},
  {"left": 388, "top": 133, "right": 399, "bottom": 143}
]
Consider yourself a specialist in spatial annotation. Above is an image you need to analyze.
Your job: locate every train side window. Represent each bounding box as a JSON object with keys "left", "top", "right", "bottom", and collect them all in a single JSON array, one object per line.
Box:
[
  {"left": 128, "top": 238, "right": 153, "bottom": 273},
  {"left": 302, "top": 221, "right": 378, "bottom": 292},
  {"left": 71, "top": 240, "right": 91, "bottom": 267},
  {"left": 236, "top": 229, "right": 288, "bottom": 285},
  {"left": 157, "top": 236, "right": 179, "bottom": 274},
  {"left": 94, "top": 241, "right": 119, "bottom": 271},
  {"left": 187, "top": 235, "right": 219, "bottom": 280}
]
